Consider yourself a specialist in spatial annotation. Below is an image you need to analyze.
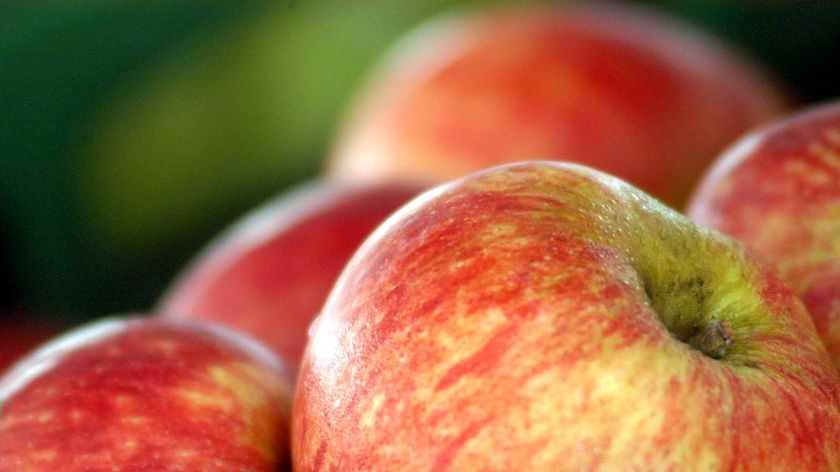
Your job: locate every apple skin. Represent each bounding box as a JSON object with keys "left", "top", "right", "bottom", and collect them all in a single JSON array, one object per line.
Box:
[
  {"left": 0, "top": 316, "right": 294, "bottom": 471},
  {"left": 687, "top": 101, "right": 840, "bottom": 369},
  {"left": 294, "top": 162, "right": 840, "bottom": 470},
  {"left": 156, "top": 180, "right": 425, "bottom": 373},
  {"left": 327, "top": 3, "right": 787, "bottom": 209}
]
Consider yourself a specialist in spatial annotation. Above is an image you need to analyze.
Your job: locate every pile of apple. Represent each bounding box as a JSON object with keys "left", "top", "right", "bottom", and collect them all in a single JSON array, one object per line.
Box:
[{"left": 3, "top": 3, "right": 840, "bottom": 471}]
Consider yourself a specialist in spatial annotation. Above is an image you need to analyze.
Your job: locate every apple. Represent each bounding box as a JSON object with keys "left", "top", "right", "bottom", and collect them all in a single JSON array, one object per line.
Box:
[
  {"left": 294, "top": 162, "right": 840, "bottom": 470},
  {"left": 156, "top": 179, "right": 426, "bottom": 373},
  {"left": 0, "top": 316, "right": 293, "bottom": 471},
  {"left": 327, "top": 3, "right": 788, "bottom": 209},
  {"left": 687, "top": 100, "right": 840, "bottom": 368}
]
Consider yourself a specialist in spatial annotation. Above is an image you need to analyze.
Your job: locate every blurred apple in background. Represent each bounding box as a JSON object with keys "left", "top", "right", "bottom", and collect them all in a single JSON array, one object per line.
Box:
[
  {"left": 328, "top": 2, "right": 788, "bottom": 210},
  {"left": 295, "top": 162, "right": 840, "bottom": 470},
  {"left": 687, "top": 101, "right": 840, "bottom": 369},
  {"left": 0, "top": 316, "right": 293, "bottom": 471},
  {"left": 157, "top": 179, "right": 426, "bottom": 373}
]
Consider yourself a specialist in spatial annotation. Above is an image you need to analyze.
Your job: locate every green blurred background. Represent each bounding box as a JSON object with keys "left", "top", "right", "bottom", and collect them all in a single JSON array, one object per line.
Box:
[{"left": 1, "top": 0, "right": 838, "bottom": 333}]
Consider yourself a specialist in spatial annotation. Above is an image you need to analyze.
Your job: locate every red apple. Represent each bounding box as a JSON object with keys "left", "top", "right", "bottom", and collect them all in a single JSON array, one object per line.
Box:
[
  {"left": 0, "top": 316, "right": 293, "bottom": 471},
  {"left": 294, "top": 162, "right": 840, "bottom": 470},
  {"left": 157, "top": 180, "right": 425, "bottom": 373},
  {"left": 327, "top": 3, "right": 787, "bottom": 209},
  {"left": 687, "top": 100, "right": 840, "bottom": 368}
]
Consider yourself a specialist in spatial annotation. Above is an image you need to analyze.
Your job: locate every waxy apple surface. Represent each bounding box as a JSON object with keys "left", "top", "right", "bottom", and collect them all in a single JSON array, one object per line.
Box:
[
  {"left": 0, "top": 317, "right": 293, "bottom": 471},
  {"left": 157, "top": 180, "right": 424, "bottom": 372},
  {"left": 328, "top": 4, "right": 787, "bottom": 209},
  {"left": 688, "top": 101, "right": 840, "bottom": 369},
  {"left": 294, "top": 162, "right": 840, "bottom": 470}
]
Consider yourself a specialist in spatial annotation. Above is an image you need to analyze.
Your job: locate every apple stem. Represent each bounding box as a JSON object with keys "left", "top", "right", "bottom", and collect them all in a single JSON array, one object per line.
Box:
[{"left": 686, "top": 319, "right": 733, "bottom": 360}]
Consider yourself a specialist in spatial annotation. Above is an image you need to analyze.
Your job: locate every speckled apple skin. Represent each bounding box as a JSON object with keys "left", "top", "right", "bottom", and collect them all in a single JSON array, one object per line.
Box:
[
  {"left": 0, "top": 317, "right": 293, "bottom": 471},
  {"left": 294, "top": 162, "right": 840, "bottom": 471},
  {"left": 328, "top": 4, "right": 786, "bottom": 209},
  {"left": 158, "top": 180, "right": 424, "bottom": 373},
  {"left": 688, "top": 101, "right": 840, "bottom": 369}
]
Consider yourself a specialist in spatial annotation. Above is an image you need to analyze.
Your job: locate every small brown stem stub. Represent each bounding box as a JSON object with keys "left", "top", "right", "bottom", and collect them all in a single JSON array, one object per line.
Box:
[{"left": 686, "top": 320, "right": 733, "bottom": 359}]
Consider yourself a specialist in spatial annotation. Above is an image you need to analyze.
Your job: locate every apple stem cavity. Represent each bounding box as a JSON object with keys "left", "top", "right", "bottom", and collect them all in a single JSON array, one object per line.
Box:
[{"left": 686, "top": 319, "right": 733, "bottom": 360}]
